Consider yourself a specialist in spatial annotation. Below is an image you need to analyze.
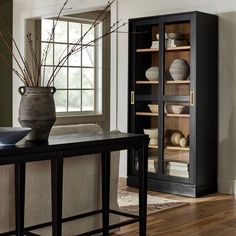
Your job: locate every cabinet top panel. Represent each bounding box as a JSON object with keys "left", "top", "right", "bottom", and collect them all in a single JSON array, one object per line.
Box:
[{"left": 129, "top": 11, "right": 217, "bottom": 25}]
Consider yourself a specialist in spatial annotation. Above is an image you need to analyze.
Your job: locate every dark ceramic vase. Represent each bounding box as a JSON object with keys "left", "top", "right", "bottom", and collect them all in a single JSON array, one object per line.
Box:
[{"left": 18, "top": 86, "right": 56, "bottom": 141}]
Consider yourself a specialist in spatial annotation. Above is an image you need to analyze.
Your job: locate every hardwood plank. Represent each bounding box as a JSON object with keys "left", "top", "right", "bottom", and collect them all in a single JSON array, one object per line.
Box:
[{"left": 115, "top": 178, "right": 236, "bottom": 236}]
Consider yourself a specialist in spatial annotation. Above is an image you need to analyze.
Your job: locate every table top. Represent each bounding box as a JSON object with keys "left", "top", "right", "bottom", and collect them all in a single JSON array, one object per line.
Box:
[{"left": 0, "top": 132, "right": 149, "bottom": 164}]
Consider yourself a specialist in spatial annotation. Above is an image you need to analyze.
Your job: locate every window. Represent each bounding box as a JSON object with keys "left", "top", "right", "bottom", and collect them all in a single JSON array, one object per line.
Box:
[{"left": 40, "top": 17, "right": 103, "bottom": 116}]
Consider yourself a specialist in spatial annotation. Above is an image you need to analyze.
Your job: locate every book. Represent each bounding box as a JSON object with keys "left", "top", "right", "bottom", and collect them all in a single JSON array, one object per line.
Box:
[
  {"left": 168, "top": 161, "right": 189, "bottom": 167},
  {"left": 166, "top": 169, "right": 189, "bottom": 178},
  {"left": 168, "top": 172, "right": 189, "bottom": 178},
  {"left": 166, "top": 165, "right": 188, "bottom": 172},
  {"left": 148, "top": 159, "right": 158, "bottom": 173}
]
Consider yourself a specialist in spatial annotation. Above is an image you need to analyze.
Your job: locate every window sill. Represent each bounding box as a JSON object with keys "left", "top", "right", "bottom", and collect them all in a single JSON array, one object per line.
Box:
[{"left": 55, "top": 113, "right": 105, "bottom": 126}]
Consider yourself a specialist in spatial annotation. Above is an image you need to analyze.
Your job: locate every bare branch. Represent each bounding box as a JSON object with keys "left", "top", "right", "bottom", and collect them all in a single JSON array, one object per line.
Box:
[{"left": 0, "top": 0, "right": 123, "bottom": 88}]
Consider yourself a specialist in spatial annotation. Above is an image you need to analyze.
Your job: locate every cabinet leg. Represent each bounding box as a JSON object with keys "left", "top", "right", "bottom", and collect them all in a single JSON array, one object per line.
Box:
[
  {"left": 138, "top": 143, "right": 148, "bottom": 236},
  {"left": 101, "top": 152, "right": 111, "bottom": 236},
  {"left": 15, "top": 162, "right": 26, "bottom": 236},
  {"left": 51, "top": 157, "right": 63, "bottom": 236}
]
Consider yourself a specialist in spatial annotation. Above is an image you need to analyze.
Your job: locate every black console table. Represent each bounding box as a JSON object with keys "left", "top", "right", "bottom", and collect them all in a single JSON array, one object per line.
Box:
[{"left": 0, "top": 132, "right": 149, "bottom": 236}]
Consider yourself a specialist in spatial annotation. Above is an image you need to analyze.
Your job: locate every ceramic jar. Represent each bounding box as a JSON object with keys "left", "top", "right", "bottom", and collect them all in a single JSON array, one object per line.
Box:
[
  {"left": 145, "top": 66, "right": 159, "bottom": 81},
  {"left": 169, "top": 59, "right": 190, "bottom": 81},
  {"left": 18, "top": 86, "right": 56, "bottom": 141}
]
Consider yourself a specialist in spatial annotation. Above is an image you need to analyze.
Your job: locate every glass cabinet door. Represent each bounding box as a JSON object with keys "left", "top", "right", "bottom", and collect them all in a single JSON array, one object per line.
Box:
[
  {"left": 162, "top": 21, "right": 191, "bottom": 178},
  {"left": 164, "top": 21, "right": 190, "bottom": 96},
  {"left": 133, "top": 22, "right": 160, "bottom": 174},
  {"left": 163, "top": 101, "right": 190, "bottom": 178}
]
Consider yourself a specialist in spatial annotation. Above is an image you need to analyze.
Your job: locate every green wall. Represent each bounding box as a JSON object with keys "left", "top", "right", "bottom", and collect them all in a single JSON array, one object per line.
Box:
[{"left": 0, "top": 0, "right": 12, "bottom": 126}]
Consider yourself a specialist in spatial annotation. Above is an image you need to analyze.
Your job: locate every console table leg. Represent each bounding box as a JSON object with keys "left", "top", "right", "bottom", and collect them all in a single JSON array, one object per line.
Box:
[
  {"left": 15, "top": 162, "right": 26, "bottom": 236},
  {"left": 138, "top": 143, "right": 148, "bottom": 236},
  {"left": 101, "top": 152, "right": 111, "bottom": 236},
  {"left": 51, "top": 157, "right": 63, "bottom": 236}
]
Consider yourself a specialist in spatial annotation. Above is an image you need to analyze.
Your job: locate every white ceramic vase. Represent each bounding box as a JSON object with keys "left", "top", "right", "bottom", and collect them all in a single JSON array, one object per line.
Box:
[
  {"left": 145, "top": 66, "right": 159, "bottom": 81},
  {"left": 169, "top": 59, "right": 190, "bottom": 81}
]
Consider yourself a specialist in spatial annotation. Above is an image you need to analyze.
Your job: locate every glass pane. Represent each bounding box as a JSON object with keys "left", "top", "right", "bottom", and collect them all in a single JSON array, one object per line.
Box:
[
  {"left": 132, "top": 149, "right": 158, "bottom": 174},
  {"left": 163, "top": 101, "right": 190, "bottom": 178},
  {"left": 41, "top": 19, "right": 53, "bottom": 41},
  {"left": 68, "top": 90, "right": 81, "bottom": 111},
  {"left": 68, "top": 46, "right": 81, "bottom": 66},
  {"left": 54, "top": 44, "right": 68, "bottom": 65},
  {"left": 135, "top": 24, "right": 160, "bottom": 99},
  {"left": 54, "top": 67, "right": 67, "bottom": 89},
  {"left": 41, "top": 43, "right": 53, "bottom": 65},
  {"left": 69, "top": 68, "right": 81, "bottom": 89},
  {"left": 82, "top": 46, "right": 94, "bottom": 67},
  {"left": 82, "top": 90, "right": 94, "bottom": 111},
  {"left": 82, "top": 68, "right": 94, "bottom": 89},
  {"left": 69, "top": 22, "right": 81, "bottom": 43},
  {"left": 41, "top": 66, "right": 53, "bottom": 86},
  {"left": 164, "top": 22, "right": 190, "bottom": 96},
  {"left": 54, "top": 21, "right": 67, "bottom": 43},
  {"left": 54, "top": 90, "right": 67, "bottom": 112},
  {"left": 82, "top": 23, "right": 94, "bottom": 45},
  {"left": 148, "top": 149, "right": 158, "bottom": 173}
]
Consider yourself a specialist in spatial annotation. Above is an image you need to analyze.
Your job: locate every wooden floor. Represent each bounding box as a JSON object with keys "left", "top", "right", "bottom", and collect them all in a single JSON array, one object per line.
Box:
[{"left": 113, "top": 178, "right": 236, "bottom": 236}]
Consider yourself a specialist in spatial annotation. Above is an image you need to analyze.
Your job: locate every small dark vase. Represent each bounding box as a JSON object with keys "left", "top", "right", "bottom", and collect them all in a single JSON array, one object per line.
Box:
[{"left": 18, "top": 86, "right": 56, "bottom": 141}]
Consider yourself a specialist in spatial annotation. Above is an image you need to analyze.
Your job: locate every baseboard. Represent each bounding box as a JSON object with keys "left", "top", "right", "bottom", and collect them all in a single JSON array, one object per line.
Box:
[{"left": 218, "top": 177, "right": 236, "bottom": 194}]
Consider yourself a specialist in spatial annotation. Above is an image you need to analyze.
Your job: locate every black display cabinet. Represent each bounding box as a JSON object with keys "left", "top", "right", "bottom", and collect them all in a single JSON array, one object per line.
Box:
[{"left": 127, "top": 11, "right": 218, "bottom": 197}]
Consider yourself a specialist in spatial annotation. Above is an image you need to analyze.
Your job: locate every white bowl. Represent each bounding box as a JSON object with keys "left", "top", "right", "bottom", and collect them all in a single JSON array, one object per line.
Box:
[
  {"left": 145, "top": 66, "right": 159, "bottom": 81},
  {"left": 166, "top": 105, "right": 185, "bottom": 114},
  {"left": 148, "top": 104, "right": 158, "bottom": 113},
  {"left": 143, "top": 128, "right": 158, "bottom": 139},
  {"left": 0, "top": 127, "right": 31, "bottom": 146}
]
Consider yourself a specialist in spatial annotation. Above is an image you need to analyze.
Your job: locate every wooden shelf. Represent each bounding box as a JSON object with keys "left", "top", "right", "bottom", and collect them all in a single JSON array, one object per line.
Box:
[
  {"left": 136, "top": 48, "right": 158, "bottom": 53},
  {"left": 136, "top": 46, "right": 190, "bottom": 53},
  {"left": 166, "top": 114, "right": 190, "bottom": 118},
  {"left": 166, "top": 146, "right": 190, "bottom": 151},
  {"left": 147, "top": 145, "right": 189, "bottom": 151},
  {"left": 136, "top": 112, "right": 158, "bottom": 116},
  {"left": 166, "top": 80, "right": 190, "bottom": 84},
  {"left": 136, "top": 80, "right": 159, "bottom": 84},
  {"left": 166, "top": 46, "right": 190, "bottom": 51},
  {"left": 136, "top": 80, "right": 189, "bottom": 85},
  {"left": 149, "top": 145, "right": 158, "bottom": 149}
]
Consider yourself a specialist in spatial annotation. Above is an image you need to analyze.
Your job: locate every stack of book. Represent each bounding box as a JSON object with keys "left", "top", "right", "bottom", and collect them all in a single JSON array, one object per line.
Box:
[
  {"left": 165, "top": 39, "right": 176, "bottom": 48},
  {"left": 148, "top": 158, "right": 158, "bottom": 173},
  {"left": 151, "top": 41, "right": 159, "bottom": 49},
  {"left": 165, "top": 161, "right": 189, "bottom": 178}
]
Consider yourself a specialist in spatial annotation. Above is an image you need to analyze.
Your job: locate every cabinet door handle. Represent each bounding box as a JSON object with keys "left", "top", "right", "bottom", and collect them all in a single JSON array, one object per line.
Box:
[
  {"left": 131, "top": 91, "right": 135, "bottom": 104},
  {"left": 190, "top": 90, "right": 194, "bottom": 106}
]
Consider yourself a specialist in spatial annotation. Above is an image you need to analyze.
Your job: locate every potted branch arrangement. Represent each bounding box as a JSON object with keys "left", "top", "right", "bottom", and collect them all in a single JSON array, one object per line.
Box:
[{"left": 0, "top": 0, "right": 124, "bottom": 141}]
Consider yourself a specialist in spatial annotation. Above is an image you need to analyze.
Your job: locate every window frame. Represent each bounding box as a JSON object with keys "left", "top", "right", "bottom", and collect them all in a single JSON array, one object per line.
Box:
[
  {"left": 36, "top": 14, "right": 110, "bottom": 126},
  {"left": 41, "top": 17, "right": 98, "bottom": 115}
]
